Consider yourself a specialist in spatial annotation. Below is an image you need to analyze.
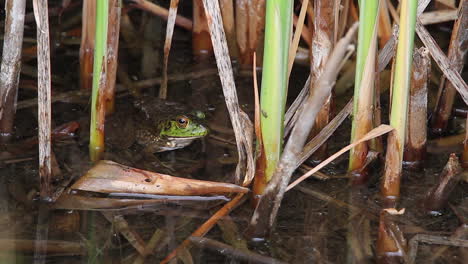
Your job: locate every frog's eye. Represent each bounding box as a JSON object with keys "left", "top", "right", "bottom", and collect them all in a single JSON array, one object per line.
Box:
[{"left": 176, "top": 116, "right": 189, "bottom": 128}]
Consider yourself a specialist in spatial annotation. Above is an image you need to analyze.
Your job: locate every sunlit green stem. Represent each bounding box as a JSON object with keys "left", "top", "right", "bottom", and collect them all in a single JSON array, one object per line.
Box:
[
  {"left": 348, "top": 0, "right": 379, "bottom": 175},
  {"left": 253, "top": 0, "right": 292, "bottom": 195},
  {"left": 89, "top": 0, "right": 108, "bottom": 162}
]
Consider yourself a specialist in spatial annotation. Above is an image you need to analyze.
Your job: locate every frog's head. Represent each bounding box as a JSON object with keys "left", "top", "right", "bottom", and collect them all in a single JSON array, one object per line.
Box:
[{"left": 158, "top": 113, "right": 208, "bottom": 139}]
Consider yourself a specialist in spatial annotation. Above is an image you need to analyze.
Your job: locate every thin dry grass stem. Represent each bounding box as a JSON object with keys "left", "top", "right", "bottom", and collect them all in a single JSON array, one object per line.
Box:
[
  {"left": 33, "top": 0, "right": 52, "bottom": 199},
  {"left": 0, "top": 0, "right": 26, "bottom": 142},
  {"left": 159, "top": 0, "right": 179, "bottom": 99},
  {"left": 235, "top": 0, "right": 265, "bottom": 67},
  {"left": 420, "top": 9, "right": 459, "bottom": 25},
  {"left": 337, "top": 0, "right": 350, "bottom": 39},
  {"left": 292, "top": 14, "right": 312, "bottom": 47},
  {"left": 431, "top": 1, "right": 468, "bottom": 134},
  {"left": 192, "top": 0, "right": 212, "bottom": 59},
  {"left": 247, "top": 24, "right": 358, "bottom": 237},
  {"left": 288, "top": 0, "right": 308, "bottom": 77},
  {"left": 463, "top": 116, "right": 468, "bottom": 168},
  {"left": 104, "top": 0, "right": 120, "bottom": 114},
  {"left": 79, "top": 0, "right": 95, "bottom": 91},
  {"left": 127, "top": 0, "right": 192, "bottom": 31},
  {"left": 288, "top": 125, "right": 393, "bottom": 191},
  {"left": 403, "top": 47, "right": 430, "bottom": 170}
]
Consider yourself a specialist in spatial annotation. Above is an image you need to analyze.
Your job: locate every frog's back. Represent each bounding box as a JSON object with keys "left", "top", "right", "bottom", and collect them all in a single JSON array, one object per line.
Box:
[{"left": 133, "top": 96, "right": 189, "bottom": 122}]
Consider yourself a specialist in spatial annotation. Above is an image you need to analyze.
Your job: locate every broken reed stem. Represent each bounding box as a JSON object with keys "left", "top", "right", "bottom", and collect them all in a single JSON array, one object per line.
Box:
[
  {"left": 192, "top": 0, "right": 212, "bottom": 60},
  {"left": 430, "top": 1, "right": 468, "bottom": 135},
  {"left": 380, "top": 0, "right": 417, "bottom": 207},
  {"left": 159, "top": 0, "right": 179, "bottom": 99},
  {"left": 34, "top": 0, "right": 53, "bottom": 199},
  {"left": 235, "top": 0, "right": 266, "bottom": 67},
  {"left": 403, "top": 47, "right": 430, "bottom": 170},
  {"left": 0, "top": 0, "right": 26, "bottom": 142},
  {"left": 104, "top": 0, "right": 121, "bottom": 114},
  {"left": 308, "top": 0, "right": 336, "bottom": 162},
  {"left": 423, "top": 154, "right": 462, "bottom": 213},
  {"left": 89, "top": 0, "right": 109, "bottom": 162},
  {"left": 79, "top": 0, "right": 95, "bottom": 91}
]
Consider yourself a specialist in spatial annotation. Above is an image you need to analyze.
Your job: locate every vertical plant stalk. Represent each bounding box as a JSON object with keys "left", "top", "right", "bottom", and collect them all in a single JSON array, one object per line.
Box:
[
  {"left": 431, "top": 1, "right": 468, "bottom": 135},
  {"left": 193, "top": 0, "right": 212, "bottom": 59},
  {"left": 89, "top": 0, "right": 109, "bottom": 162},
  {"left": 79, "top": 0, "right": 96, "bottom": 91},
  {"left": 463, "top": 116, "right": 468, "bottom": 168},
  {"left": 0, "top": 0, "right": 26, "bottom": 142},
  {"left": 33, "top": 0, "right": 53, "bottom": 199},
  {"left": 219, "top": 0, "right": 238, "bottom": 58},
  {"left": 235, "top": 0, "right": 266, "bottom": 67},
  {"left": 403, "top": 47, "right": 430, "bottom": 170},
  {"left": 104, "top": 0, "right": 121, "bottom": 114},
  {"left": 201, "top": 0, "right": 254, "bottom": 185},
  {"left": 159, "top": 0, "right": 179, "bottom": 99},
  {"left": 252, "top": 0, "right": 292, "bottom": 197},
  {"left": 348, "top": 0, "right": 379, "bottom": 182},
  {"left": 378, "top": 0, "right": 392, "bottom": 48},
  {"left": 248, "top": 24, "right": 358, "bottom": 237},
  {"left": 308, "top": 0, "right": 336, "bottom": 162},
  {"left": 381, "top": 0, "right": 417, "bottom": 207}
]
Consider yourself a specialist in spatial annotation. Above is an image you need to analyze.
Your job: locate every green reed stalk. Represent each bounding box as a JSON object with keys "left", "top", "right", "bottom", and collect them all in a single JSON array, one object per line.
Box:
[
  {"left": 89, "top": 0, "right": 108, "bottom": 162},
  {"left": 348, "top": 0, "right": 379, "bottom": 179},
  {"left": 381, "top": 0, "right": 417, "bottom": 206},
  {"left": 252, "top": 0, "right": 292, "bottom": 196}
]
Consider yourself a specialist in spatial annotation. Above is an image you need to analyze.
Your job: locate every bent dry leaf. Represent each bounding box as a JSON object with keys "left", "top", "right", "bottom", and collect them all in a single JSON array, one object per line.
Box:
[{"left": 71, "top": 160, "right": 248, "bottom": 196}]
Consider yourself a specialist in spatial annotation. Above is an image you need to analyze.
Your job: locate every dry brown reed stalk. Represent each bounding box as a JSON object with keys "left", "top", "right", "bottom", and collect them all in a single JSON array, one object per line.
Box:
[
  {"left": 431, "top": 1, "right": 468, "bottom": 135},
  {"left": 0, "top": 0, "right": 26, "bottom": 143},
  {"left": 219, "top": 0, "right": 238, "bottom": 58},
  {"left": 104, "top": 0, "right": 121, "bottom": 114},
  {"left": 403, "top": 47, "right": 430, "bottom": 170},
  {"left": 159, "top": 0, "right": 179, "bottom": 99},
  {"left": 33, "top": 0, "right": 53, "bottom": 199},
  {"left": 79, "top": 0, "right": 95, "bottom": 91}
]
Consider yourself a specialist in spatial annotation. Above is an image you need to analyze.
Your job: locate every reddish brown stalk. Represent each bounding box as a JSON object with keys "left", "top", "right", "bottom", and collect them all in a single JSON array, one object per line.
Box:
[
  {"left": 376, "top": 210, "right": 407, "bottom": 263},
  {"left": 193, "top": 0, "right": 213, "bottom": 60},
  {"left": 159, "top": 0, "right": 179, "bottom": 99},
  {"left": 235, "top": 0, "right": 265, "bottom": 67},
  {"left": 160, "top": 193, "right": 245, "bottom": 264},
  {"left": 219, "top": 0, "right": 238, "bottom": 58},
  {"left": 127, "top": 0, "right": 192, "bottom": 31},
  {"left": 430, "top": 1, "right": 468, "bottom": 135},
  {"left": 104, "top": 0, "right": 120, "bottom": 114},
  {"left": 381, "top": 130, "right": 401, "bottom": 208},
  {"left": 378, "top": 0, "right": 392, "bottom": 48},
  {"left": 33, "top": 0, "right": 53, "bottom": 199},
  {"left": 403, "top": 47, "right": 430, "bottom": 170},
  {"left": 423, "top": 154, "right": 462, "bottom": 213},
  {"left": 308, "top": 0, "right": 337, "bottom": 162},
  {"left": 79, "top": 0, "right": 95, "bottom": 91},
  {"left": 0, "top": 0, "right": 26, "bottom": 142}
]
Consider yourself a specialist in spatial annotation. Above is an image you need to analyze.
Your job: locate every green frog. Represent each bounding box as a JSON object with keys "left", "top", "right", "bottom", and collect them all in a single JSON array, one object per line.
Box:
[{"left": 106, "top": 96, "right": 208, "bottom": 153}]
